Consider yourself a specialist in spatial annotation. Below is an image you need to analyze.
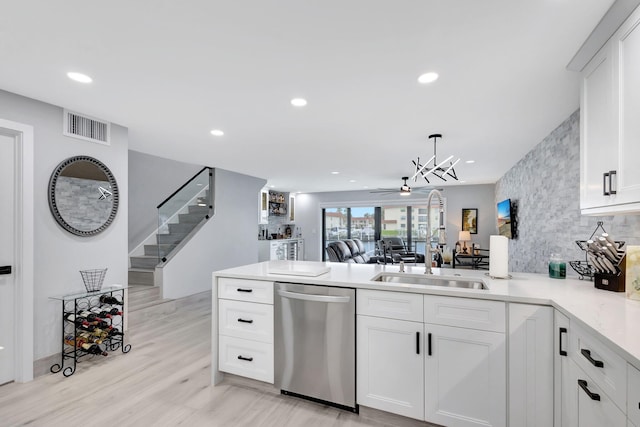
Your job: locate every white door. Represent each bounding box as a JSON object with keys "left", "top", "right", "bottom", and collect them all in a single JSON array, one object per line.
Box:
[
  {"left": 356, "top": 315, "right": 424, "bottom": 420},
  {"left": 0, "top": 133, "right": 15, "bottom": 385},
  {"left": 424, "top": 324, "right": 506, "bottom": 427}
]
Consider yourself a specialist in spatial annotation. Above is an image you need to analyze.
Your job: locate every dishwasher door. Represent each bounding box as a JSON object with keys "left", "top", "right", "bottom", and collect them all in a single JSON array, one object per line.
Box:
[{"left": 274, "top": 282, "right": 356, "bottom": 411}]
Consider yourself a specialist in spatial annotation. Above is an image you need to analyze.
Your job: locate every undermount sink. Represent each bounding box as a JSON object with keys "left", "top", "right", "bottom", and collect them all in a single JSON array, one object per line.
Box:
[{"left": 371, "top": 272, "right": 488, "bottom": 290}]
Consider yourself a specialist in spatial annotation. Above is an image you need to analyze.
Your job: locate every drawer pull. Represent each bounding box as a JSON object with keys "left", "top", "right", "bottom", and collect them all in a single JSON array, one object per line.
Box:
[
  {"left": 559, "top": 327, "right": 567, "bottom": 356},
  {"left": 237, "top": 288, "right": 253, "bottom": 293},
  {"left": 581, "top": 349, "right": 604, "bottom": 368},
  {"left": 578, "top": 379, "right": 600, "bottom": 401},
  {"left": 237, "top": 355, "right": 254, "bottom": 362},
  {"left": 237, "top": 318, "right": 254, "bottom": 324},
  {"left": 427, "top": 332, "right": 432, "bottom": 356},
  {"left": 416, "top": 332, "right": 420, "bottom": 355}
]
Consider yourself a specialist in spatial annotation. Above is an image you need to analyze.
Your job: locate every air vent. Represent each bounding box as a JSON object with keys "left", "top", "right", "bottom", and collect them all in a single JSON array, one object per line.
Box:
[{"left": 63, "top": 109, "right": 111, "bottom": 145}]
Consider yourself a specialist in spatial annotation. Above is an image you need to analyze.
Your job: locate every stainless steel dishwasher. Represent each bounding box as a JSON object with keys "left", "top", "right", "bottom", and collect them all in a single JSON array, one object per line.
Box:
[{"left": 274, "top": 282, "right": 357, "bottom": 412}]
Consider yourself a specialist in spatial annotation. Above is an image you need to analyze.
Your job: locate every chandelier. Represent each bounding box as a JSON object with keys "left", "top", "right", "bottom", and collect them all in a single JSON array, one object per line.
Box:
[{"left": 410, "top": 133, "right": 460, "bottom": 183}]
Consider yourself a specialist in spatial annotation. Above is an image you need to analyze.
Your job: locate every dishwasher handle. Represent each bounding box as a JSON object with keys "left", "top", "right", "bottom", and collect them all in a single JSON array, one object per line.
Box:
[{"left": 277, "top": 289, "right": 351, "bottom": 303}]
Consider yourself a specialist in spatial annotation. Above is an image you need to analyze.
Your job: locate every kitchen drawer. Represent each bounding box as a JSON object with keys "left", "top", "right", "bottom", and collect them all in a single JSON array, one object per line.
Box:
[
  {"left": 218, "top": 277, "right": 274, "bottom": 304},
  {"left": 570, "top": 323, "right": 627, "bottom": 412},
  {"left": 357, "top": 289, "right": 423, "bottom": 322},
  {"left": 424, "top": 295, "right": 505, "bottom": 333},
  {"left": 219, "top": 335, "right": 274, "bottom": 383},
  {"left": 571, "top": 359, "right": 626, "bottom": 427},
  {"left": 629, "top": 364, "right": 640, "bottom": 427},
  {"left": 219, "top": 299, "right": 274, "bottom": 343}
]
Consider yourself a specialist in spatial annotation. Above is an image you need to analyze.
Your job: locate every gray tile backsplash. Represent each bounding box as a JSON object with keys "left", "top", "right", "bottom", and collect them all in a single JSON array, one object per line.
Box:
[{"left": 495, "top": 109, "right": 640, "bottom": 275}]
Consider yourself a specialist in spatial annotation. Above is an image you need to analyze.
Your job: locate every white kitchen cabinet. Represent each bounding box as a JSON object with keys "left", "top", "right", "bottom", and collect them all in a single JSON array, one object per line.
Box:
[
  {"left": 580, "top": 5, "right": 640, "bottom": 215},
  {"left": 424, "top": 323, "right": 506, "bottom": 427},
  {"left": 569, "top": 358, "right": 626, "bottom": 427},
  {"left": 217, "top": 278, "right": 274, "bottom": 383},
  {"left": 508, "top": 304, "right": 553, "bottom": 427},
  {"left": 258, "top": 238, "right": 304, "bottom": 262},
  {"left": 629, "top": 364, "right": 640, "bottom": 427},
  {"left": 356, "top": 315, "right": 424, "bottom": 420},
  {"left": 423, "top": 295, "right": 506, "bottom": 427},
  {"left": 555, "top": 310, "right": 573, "bottom": 427}
]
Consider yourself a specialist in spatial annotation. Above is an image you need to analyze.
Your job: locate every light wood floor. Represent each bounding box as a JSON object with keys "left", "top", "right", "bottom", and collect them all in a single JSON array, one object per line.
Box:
[{"left": 0, "top": 291, "right": 429, "bottom": 427}]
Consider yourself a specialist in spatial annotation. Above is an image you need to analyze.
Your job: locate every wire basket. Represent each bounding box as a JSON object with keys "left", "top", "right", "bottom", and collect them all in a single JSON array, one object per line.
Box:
[{"left": 80, "top": 268, "right": 107, "bottom": 293}]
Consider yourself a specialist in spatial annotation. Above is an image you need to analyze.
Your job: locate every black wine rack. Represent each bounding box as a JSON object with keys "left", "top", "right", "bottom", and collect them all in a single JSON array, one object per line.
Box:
[{"left": 50, "top": 286, "right": 131, "bottom": 377}]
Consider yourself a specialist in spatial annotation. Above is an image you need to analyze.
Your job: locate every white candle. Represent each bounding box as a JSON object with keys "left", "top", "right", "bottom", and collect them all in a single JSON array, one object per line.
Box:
[{"left": 490, "top": 235, "right": 509, "bottom": 278}]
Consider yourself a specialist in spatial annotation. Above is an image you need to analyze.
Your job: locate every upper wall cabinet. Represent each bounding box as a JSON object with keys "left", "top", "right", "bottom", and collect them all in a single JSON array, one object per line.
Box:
[{"left": 581, "top": 5, "right": 640, "bottom": 215}]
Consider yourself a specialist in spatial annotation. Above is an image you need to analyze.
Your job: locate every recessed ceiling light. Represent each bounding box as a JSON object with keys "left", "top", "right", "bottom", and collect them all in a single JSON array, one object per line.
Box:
[
  {"left": 418, "top": 72, "right": 439, "bottom": 84},
  {"left": 349, "top": 179, "right": 356, "bottom": 183},
  {"left": 269, "top": 185, "right": 275, "bottom": 188},
  {"left": 465, "top": 160, "right": 475, "bottom": 164},
  {"left": 67, "top": 72, "right": 92, "bottom": 83},
  {"left": 363, "top": 186, "right": 369, "bottom": 189},
  {"left": 331, "top": 171, "right": 340, "bottom": 175},
  {"left": 291, "top": 98, "right": 307, "bottom": 107},
  {"left": 460, "top": 180, "right": 467, "bottom": 183},
  {"left": 210, "top": 129, "right": 224, "bottom": 137}
]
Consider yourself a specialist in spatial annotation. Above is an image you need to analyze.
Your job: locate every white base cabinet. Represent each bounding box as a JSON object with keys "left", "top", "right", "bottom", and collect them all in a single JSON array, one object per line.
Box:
[
  {"left": 356, "top": 315, "right": 424, "bottom": 420},
  {"left": 508, "top": 304, "right": 553, "bottom": 427},
  {"left": 424, "top": 324, "right": 506, "bottom": 427},
  {"left": 555, "top": 310, "right": 572, "bottom": 427}
]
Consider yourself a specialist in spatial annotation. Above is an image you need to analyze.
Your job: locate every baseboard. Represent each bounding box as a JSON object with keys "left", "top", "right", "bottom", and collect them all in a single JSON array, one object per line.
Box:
[{"left": 33, "top": 353, "right": 60, "bottom": 378}]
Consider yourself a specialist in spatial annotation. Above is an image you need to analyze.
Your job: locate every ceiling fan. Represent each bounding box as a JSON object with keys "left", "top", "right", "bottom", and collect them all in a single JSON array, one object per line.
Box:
[{"left": 369, "top": 177, "right": 442, "bottom": 196}]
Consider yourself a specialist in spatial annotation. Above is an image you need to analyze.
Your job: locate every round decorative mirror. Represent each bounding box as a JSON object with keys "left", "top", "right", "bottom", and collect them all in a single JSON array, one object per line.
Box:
[{"left": 48, "top": 156, "right": 119, "bottom": 236}]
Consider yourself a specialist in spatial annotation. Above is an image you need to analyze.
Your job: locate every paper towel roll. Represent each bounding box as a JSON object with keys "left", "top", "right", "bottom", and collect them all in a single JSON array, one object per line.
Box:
[{"left": 490, "top": 235, "right": 509, "bottom": 278}]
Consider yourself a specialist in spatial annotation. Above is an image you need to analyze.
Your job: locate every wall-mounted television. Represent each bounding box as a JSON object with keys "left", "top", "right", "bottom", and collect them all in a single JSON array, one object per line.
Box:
[{"left": 497, "top": 199, "right": 514, "bottom": 239}]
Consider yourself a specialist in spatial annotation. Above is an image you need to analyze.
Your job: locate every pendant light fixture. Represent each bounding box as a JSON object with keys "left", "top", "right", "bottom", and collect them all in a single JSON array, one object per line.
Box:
[{"left": 410, "top": 134, "right": 460, "bottom": 183}]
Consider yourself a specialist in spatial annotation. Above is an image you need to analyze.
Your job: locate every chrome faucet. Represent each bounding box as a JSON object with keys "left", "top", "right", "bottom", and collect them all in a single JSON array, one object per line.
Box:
[{"left": 425, "top": 189, "right": 446, "bottom": 274}]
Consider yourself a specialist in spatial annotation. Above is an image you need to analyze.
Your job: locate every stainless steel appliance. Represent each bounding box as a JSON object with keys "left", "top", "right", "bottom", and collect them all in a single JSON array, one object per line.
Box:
[{"left": 274, "top": 282, "right": 357, "bottom": 412}]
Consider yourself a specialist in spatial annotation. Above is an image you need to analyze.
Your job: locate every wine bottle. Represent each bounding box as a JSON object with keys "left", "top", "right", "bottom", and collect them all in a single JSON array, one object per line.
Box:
[
  {"left": 88, "top": 319, "right": 110, "bottom": 329},
  {"left": 77, "top": 323, "right": 97, "bottom": 332},
  {"left": 100, "top": 306, "right": 123, "bottom": 316},
  {"left": 107, "top": 328, "right": 124, "bottom": 337},
  {"left": 89, "top": 307, "right": 112, "bottom": 318},
  {"left": 99, "top": 294, "right": 122, "bottom": 305},
  {"left": 78, "top": 332, "right": 103, "bottom": 344},
  {"left": 81, "top": 343, "right": 108, "bottom": 356},
  {"left": 76, "top": 311, "right": 99, "bottom": 322},
  {"left": 64, "top": 313, "right": 89, "bottom": 327}
]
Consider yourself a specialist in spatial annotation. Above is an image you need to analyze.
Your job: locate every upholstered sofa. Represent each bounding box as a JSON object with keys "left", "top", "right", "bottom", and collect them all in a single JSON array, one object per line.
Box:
[{"left": 326, "top": 239, "right": 380, "bottom": 264}]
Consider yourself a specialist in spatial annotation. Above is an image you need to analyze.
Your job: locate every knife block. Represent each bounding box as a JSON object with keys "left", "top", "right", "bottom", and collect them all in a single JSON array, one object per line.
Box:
[{"left": 594, "top": 255, "right": 626, "bottom": 292}]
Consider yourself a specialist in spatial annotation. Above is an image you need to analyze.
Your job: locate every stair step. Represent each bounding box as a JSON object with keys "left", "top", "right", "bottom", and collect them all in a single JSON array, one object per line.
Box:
[
  {"left": 144, "top": 244, "right": 177, "bottom": 257},
  {"left": 128, "top": 269, "right": 154, "bottom": 286},
  {"left": 156, "top": 233, "right": 188, "bottom": 245},
  {"left": 130, "top": 256, "right": 158, "bottom": 269},
  {"left": 169, "top": 223, "right": 198, "bottom": 234},
  {"left": 188, "top": 205, "right": 210, "bottom": 214},
  {"left": 178, "top": 213, "right": 206, "bottom": 224}
]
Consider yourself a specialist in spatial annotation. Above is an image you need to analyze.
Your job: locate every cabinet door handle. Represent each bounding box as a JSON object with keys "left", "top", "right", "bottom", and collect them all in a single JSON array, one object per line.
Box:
[
  {"left": 237, "top": 318, "right": 253, "bottom": 324},
  {"left": 603, "top": 172, "right": 610, "bottom": 196},
  {"left": 237, "top": 288, "right": 253, "bottom": 293},
  {"left": 609, "top": 170, "right": 617, "bottom": 195},
  {"left": 237, "top": 355, "right": 253, "bottom": 362},
  {"left": 581, "top": 349, "right": 604, "bottom": 368},
  {"left": 559, "top": 327, "right": 567, "bottom": 356},
  {"left": 416, "top": 332, "right": 420, "bottom": 355},
  {"left": 427, "top": 332, "right": 432, "bottom": 356},
  {"left": 578, "top": 379, "right": 600, "bottom": 401},
  {"left": 0, "top": 266, "right": 11, "bottom": 275}
]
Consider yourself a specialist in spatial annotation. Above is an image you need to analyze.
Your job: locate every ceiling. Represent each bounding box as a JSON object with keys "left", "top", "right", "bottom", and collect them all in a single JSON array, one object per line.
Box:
[{"left": 0, "top": 0, "right": 614, "bottom": 193}]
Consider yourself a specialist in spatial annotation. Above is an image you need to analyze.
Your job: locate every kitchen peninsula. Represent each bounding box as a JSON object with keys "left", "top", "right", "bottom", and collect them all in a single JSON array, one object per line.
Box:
[{"left": 212, "top": 261, "right": 640, "bottom": 426}]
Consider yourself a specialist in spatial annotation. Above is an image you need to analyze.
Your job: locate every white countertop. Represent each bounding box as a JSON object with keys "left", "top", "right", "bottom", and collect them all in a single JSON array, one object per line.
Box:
[{"left": 213, "top": 260, "right": 640, "bottom": 368}]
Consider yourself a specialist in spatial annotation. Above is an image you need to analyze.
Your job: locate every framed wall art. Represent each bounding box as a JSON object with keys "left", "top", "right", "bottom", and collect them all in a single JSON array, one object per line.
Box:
[{"left": 462, "top": 208, "right": 478, "bottom": 234}]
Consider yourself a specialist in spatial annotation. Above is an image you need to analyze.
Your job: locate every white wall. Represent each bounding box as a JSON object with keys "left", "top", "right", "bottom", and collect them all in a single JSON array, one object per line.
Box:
[
  {"left": 295, "top": 184, "right": 496, "bottom": 261},
  {"left": 162, "top": 168, "right": 266, "bottom": 299},
  {"left": 128, "top": 150, "right": 201, "bottom": 252},
  {"left": 0, "top": 89, "right": 128, "bottom": 360}
]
